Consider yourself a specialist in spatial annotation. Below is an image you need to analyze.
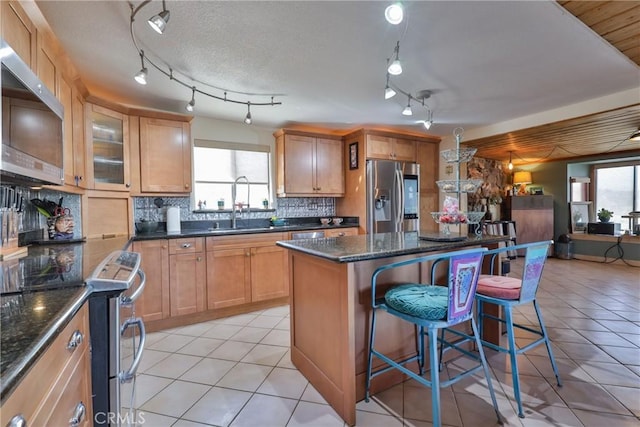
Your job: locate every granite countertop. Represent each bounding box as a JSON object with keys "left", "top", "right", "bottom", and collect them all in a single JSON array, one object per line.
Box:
[
  {"left": 133, "top": 217, "right": 360, "bottom": 241},
  {"left": 0, "top": 236, "right": 131, "bottom": 401},
  {"left": 276, "top": 231, "right": 511, "bottom": 263}
]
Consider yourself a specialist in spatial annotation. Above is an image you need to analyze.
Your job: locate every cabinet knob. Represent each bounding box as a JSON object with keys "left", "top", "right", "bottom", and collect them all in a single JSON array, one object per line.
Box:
[
  {"left": 181, "top": 243, "right": 192, "bottom": 248},
  {"left": 338, "top": 232, "right": 345, "bottom": 237},
  {"left": 7, "top": 415, "right": 27, "bottom": 427},
  {"left": 245, "top": 252, "right": 250, "bottom": 257},
  {"left": 69, "top": 402, "right": 86, "bottom": 427},
  {"left": 67, "top": 330, "right": 84, "bottom": 350},
  {"left": 197, "top": 256, "right": 202, "bottom": 262},
  {"left": 184, "top": 184, "right": 190, "bottom": 189},
  {"left": 126, "top": 183, "right": 131, "bottom": 188}
]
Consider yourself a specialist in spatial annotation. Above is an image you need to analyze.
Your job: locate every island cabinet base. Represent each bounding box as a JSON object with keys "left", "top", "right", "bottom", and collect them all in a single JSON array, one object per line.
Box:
[{"left": 289, "top": 250, "right": 472, "bottom": 426}]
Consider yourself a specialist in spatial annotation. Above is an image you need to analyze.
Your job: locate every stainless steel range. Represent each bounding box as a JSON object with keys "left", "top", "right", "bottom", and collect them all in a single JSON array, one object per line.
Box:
[{"left": 86, "top": 250, "right": 146, "bottom": 427}]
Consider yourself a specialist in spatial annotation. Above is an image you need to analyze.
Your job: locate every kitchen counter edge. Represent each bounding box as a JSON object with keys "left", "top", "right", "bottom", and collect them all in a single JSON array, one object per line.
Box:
[
  {"left": 276, "top": 232, "right": 511, "bottom": 263},
  {"left": 132, "top": 223, "right": 359, "bottom": 241}
]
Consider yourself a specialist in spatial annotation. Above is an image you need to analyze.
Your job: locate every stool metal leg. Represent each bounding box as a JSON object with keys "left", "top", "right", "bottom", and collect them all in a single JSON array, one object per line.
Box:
[
  {"left": 471, "top": 316, "right": 502, "bottom": 424},
  {"left": 428, "top": 327, "right": 442, "bottom": 427},
  {"left": 533, "top": 300, "right": 562, "bottom": 387},
  {"left": 504, "top": 306, "right": 524, "bottom": 418},
  {"left": 418, "top": 325, "right": 426, "bottom": 375},
  {"left": 365, "top": 307, "right": 378, "bottom": 402}
]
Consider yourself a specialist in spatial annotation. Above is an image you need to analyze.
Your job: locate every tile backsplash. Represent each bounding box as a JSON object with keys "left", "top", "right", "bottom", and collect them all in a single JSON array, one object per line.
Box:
[
  {"left": 133, "top": 197, "right": 335, "bottom": 223},
  {"left": 0, "top": 185, "right": 82, "bottom": 240}
]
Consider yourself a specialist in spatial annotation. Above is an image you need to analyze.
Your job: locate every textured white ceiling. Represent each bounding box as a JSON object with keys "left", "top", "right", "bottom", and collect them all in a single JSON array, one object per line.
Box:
[{"left": 36, "top": 1, "right": 639, "bottom": 137}]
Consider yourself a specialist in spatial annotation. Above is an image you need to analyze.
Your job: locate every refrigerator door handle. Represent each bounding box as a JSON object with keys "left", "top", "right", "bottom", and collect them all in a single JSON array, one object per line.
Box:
[{"left": 395, "top": 168, "right": 404, "bottom": 230}]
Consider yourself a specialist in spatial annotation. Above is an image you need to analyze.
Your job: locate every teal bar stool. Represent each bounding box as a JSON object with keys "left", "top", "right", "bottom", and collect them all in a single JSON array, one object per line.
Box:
[
  {"left": 365, "top": 248, "right": 502, "bottom": 427},
  {"left": 476, "top": 240, "right": 562, "bottom": 418}
]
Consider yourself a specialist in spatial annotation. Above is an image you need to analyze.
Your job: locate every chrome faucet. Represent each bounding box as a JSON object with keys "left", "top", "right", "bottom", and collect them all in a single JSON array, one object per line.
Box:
[{"left": 231, "top": 176, "right": 250, "bottom": 229}]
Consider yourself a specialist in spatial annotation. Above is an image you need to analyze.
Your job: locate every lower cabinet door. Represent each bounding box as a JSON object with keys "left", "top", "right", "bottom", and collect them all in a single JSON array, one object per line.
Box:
[
  {"left": 251, "top": 245, "right": 289, "bottom": 302},
  {"left": 169, "top": 252, "right": 206, "bottom": 316},
  {"left": 206, "top": 247, "right": 252, "bottom": 309},
  {"left": 132, "top": 240, "right": 170, "bottom": 322}
]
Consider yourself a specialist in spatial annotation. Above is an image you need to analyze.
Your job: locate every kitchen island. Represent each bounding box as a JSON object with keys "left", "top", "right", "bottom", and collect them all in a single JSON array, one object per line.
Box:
[{"left": 276, "top": 231, "right": 509, "bottom": 426}]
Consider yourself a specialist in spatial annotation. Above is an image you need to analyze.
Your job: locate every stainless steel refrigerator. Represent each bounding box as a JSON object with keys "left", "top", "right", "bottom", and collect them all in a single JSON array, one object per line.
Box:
[{"left": 366, "top": 159, "right": 419, "bottom": 233}]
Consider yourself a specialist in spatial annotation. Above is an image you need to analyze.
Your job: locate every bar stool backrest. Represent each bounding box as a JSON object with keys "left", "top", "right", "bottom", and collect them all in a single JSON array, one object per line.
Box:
[
  {"left": 447, "top": 250, "right": 485, "bottom": 323},
  {"left": 519, "top": 241, "right": 551, "bottom": 303}
]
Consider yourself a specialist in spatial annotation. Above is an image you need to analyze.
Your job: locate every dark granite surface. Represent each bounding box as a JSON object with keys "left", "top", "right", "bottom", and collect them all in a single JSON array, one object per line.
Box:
[
  {"left": 132, "top": 217, "right": 359, "bottom": 241},
  {"left": 276, "top": 231, "right": 511, "bottom": 263},
  {"left": 0, "top": 236, "right": 130, "bottom": 401}
]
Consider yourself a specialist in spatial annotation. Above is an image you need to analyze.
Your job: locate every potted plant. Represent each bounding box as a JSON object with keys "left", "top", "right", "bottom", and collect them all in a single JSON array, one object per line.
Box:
[
  {"left": 262, "top": 198, "right": 269, "bottom": 209},
  {"left": 597, "top": 208, "right": 613, "bottom": 223}
]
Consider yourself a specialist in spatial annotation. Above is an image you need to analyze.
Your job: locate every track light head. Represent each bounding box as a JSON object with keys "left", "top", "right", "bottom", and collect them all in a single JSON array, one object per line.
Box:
[
  {"left": 186, "top": 87, "right": 195, "bottom": 112},
  {"left": 384, "top": 2, "right": 404, "bottom": 25},
  {"left": 423, "top": 120, "right": 432, "bottom": 130},
  {"left": 402, "top": 97, "right": 412, "bottom": 116},
  {"left": 244, "top": 103, "right": 252, "bottom": 125},
  {"left": 134, "top": 67, "right": 148, "bottom": 85},
  {"left": 387, "top": 59, "right": 402, "bottom": 75},
  {"left": 134, "top": 51, "right": 147, "bottom": 85},
  {"left": 384, "top": 73, "right": 396, "bottom": 99},
  {"left": 384, "top": 85, "right": 397, "bottom": 100},
  {"left": 148, "top": 2, "right": 170, "bottom": 34},
  {"left": 387, "top": 41, "right": 402, "bottom": 75}
]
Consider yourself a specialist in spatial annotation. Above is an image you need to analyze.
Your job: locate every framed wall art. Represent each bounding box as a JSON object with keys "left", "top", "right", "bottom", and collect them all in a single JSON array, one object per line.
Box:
[
  {"left": 570, "top": 201, "right": 592, "bottom": 233},
  {"left": 349, "top": 142, "right": 358, "bottom": 170}
]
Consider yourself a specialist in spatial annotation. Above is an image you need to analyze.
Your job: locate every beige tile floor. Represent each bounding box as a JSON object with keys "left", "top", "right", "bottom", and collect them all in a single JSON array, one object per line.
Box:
[{"left": 122, "top": 258, "right": 640, "bottom": 426}]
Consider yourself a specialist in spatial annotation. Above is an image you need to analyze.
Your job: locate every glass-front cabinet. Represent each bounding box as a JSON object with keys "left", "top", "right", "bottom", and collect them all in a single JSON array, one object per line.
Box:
[{"left": 86, "top": 103, "right": 130, "bottom": 191}]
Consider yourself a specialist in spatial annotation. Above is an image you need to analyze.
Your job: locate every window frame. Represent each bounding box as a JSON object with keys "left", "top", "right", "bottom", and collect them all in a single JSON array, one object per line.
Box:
[
  {"left": 592, "top": 160, "right": 640, "bottom": 230},
  {"left": 193, "top": 139, "right": 272, "bottom": 210}
]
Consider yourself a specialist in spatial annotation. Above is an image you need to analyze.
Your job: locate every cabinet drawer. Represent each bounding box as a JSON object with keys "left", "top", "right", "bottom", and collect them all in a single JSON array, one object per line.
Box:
[
  {"left": 0, "top": 304, "right": 89, "bottom": 426},
  {"left": 32, "top": 347, "right": 92, "bottom": 427},
  {"left": 325, "top": 227, "right": 358, "bottom": 238},
  {"left": 169, "top": 237, "right": 204, "bottom": 254},
  {"left": 206, "top": 233, "right": 286, "bottom": 251}
]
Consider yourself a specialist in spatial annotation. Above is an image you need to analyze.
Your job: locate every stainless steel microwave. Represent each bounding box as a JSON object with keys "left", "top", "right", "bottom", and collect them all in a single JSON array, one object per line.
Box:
[{"left": 1, "top": 39, "right": 64, "bottom": 185}]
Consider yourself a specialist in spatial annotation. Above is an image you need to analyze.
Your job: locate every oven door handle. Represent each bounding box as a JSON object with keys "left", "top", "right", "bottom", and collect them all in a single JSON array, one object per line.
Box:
[
  {"left": 119, "top": 317, "right": 146, "bottom": 383},
  {"left": 121, "top": 269, "right": 146, "bottom": 307}
]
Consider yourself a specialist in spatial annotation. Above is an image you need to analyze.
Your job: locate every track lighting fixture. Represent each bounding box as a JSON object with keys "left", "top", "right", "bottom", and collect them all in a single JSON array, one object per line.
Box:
[
  {"left": 186, "top": 86, "right": 195, "bottom": 112},
  {"left": 129, "top": 1, "right": 281, "bottom": 121},
  {"left": 508, "top": 151, "right": 513, "bottom": 170},
  {"left": 387, "top": 41, "right": 402, "bottom": 75},
  {"left": 382, "top": 6, "right": 438, "bottom": 133},
  {"left": 402, "top": 97, "right": 412, "bottom": 116},
  {"left": 630, "top": 129, "right": 640, "bottom": 141},
  {"left": 384, "top": 2, "right": 404, "bottom": 25},
  {"left": 244, "top": 103, "right": 252, "bottom": 125},
  {"left": 134, "top": 50, "right": 148, "bottom": 85},
  {"left": 384, "top": 73, "right": 396, "bottom": 99},
  {"left": 148, "top": 0, "right": 170, "bottom": 34}
]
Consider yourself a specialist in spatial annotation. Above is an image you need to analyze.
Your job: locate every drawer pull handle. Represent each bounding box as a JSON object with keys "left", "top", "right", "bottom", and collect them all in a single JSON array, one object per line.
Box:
[
  {"left": 7, "top": 414, "right": 27, "bottom": 427},
  {"left": 67, "top": 330, "right": 84, "bottom": 350},
  {"left": 181, "top": 243, "right": 192, "bottom": 248},
  {"left": 69, "top": 402, "right": 86, "bottom": 427},
  {"left": 338, "top": 232, "right": 345, "bottom": 236}
]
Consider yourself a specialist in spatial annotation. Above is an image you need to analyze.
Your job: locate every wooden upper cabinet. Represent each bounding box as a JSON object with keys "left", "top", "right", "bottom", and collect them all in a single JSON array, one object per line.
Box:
[
  {"left": 315, "top": 138, "right": 345, "bottom": 195},
  {"left": 275, "top": 130, "right": 344, "bottom": 197},
  {"left": 71, "top": 88, "right": 87, "bottom": 188},
  {"left": 1, "top": 1, "right": 37, "bottom": 69},
  {"left": 366, "top": 134, "right": 416, "bottom": 162},
  {"left": 60, "top": 77, "right": 74, "bottom": 186},
  {"left": 139, "top": 117, "right": 192, "bottom": 193},
  {"left": 36, "top": 32, "right": 58, "bottom": 97},
  {"left": 85, "top": 103, "right": 131, "bottom": 191}
]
